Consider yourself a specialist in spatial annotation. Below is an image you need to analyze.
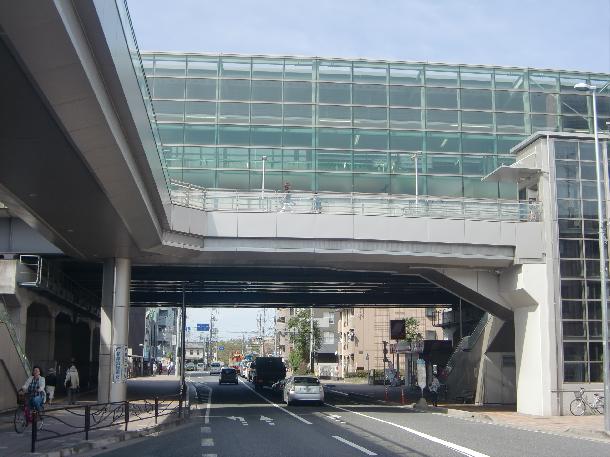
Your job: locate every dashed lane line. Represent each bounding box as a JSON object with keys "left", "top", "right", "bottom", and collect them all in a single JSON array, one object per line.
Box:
[
  {"left": 201, "top": 438, "right": 214, "bottom": 447},
  {"left": 327, "top": 403, "right": 490, "bottom": 457},
  {"left": 239, "top": 378, "right": 312, "bottom": 425},
  {"left": 332, "top": 436, "right": 378, "bottom": 456},
  {"left": 201, "top": 426, "right": 211, "bottom": 433}
]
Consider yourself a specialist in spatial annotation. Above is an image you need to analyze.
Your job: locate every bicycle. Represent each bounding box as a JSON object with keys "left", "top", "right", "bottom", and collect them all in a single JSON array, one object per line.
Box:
[
  {"left": 14, "top": 392, "right": 44, "bottom": 433},
  {"left": 569, "top": 387, "right": 605, "bottom": 416}
]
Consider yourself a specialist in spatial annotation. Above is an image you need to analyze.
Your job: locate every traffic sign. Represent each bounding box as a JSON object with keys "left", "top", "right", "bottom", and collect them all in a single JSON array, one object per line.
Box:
[
  {"left": 218, "top": 346, "right": 225, "bottom": 351},
  {"left": 197, "top": 323, "right": 210, "bottom": 331}
]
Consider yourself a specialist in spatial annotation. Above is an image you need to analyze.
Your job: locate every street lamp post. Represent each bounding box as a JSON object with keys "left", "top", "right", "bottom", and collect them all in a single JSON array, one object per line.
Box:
[
  {"left": 261, "top": 155, "right": 268, "bottom": 198},
  {"left": 574, "top": 83, "right": 609, "bottom": 431}
]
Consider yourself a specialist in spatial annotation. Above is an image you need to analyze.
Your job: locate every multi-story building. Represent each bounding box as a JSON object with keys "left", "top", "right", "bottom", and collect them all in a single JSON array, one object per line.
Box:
[
  {"left": 156, "top": 308, "right": 178, "bottom": 360},
  {"left": 337, "top": 307, "right": 443, "bottom": 377}
]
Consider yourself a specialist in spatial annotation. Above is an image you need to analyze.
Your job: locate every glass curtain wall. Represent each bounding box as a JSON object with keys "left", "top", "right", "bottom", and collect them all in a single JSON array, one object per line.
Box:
[{"left": 143, "top": 53, "right": 610, "bottom": 199}]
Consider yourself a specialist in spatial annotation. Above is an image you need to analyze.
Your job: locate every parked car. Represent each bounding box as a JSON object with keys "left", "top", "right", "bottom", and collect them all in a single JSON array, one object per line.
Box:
[
  {"left": 219, "top": 367, "right": 239, "bottom": 385},
  {"left": 251, "top": 357, "right": 286, "bottom": 390},
  {"left": 185, "top": 362, "right": 196, "bottom": 371},
  {"left": 197, "top": 362, "right": 205, "bottom": 371},
  {"left": 283, "top": 376, "right": 324, "bottom": 406},
  {"left": 210, "top": 361, "right": 222, "bottom": 375}
]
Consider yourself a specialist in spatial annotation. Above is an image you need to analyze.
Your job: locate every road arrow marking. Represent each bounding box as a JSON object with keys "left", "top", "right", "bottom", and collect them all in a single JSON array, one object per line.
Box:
[
  {"left": 260, "top": 415, "right": 275, "bottom": 426},
  {"left": 227, "top": 416, "right": 248, "bottom": 426}
]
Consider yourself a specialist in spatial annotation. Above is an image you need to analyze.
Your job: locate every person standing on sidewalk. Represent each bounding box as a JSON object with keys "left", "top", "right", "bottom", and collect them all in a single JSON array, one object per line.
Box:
[
  {"left": 64, "top": 360, "right": 80, "bottom": 405},
  {"left": 429, "top": 375, "right": 440, "bottom": 407},
  {"left": 45, "top": 368, "right": 57, "bottom": 404}
]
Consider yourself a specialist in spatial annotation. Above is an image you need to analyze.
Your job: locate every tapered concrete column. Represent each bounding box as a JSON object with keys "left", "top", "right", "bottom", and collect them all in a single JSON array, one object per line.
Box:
[{"left": 97, "top": 258, "right": 131, "bottom": 403}]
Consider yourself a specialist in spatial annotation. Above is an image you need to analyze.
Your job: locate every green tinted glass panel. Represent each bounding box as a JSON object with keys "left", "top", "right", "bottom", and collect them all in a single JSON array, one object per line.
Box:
[
  {"left": 390, "top": 131, "right": 423, "bottom": 151},
  {"left": 389, "top": 108, "right": 422, "bottom": 129},
  {"left": 284, "top": 81, "right": 313, "bottom": 102},
  {"left": 495, "top": 91, "right": 526, "bottom": 111},
  {"left": 251, "top": 126, "right": 281, "bottom": 146},
  {"left": 318, "top": 105, "right": 351, "bottom": 126},
  {"left": 284, "top": 59, "right": 314, "bottom": 80},
  {"left": 353, "top": 151, "right": 388, "bottom": 172},
  {"left": 353, "top": 63, "right": 387, "bottom": 83},
  {"left": 317, "top": 172, "right": 353, "bottom": 192},
  {"left": 353, "top": 84, "right": 386, "bottom": 105},
  {"left": 156, "top": 100, "right": 185, "bottom": 122},
  {"left": 283, "top": 149, "right": 314, "bottom": 170},
  {"left": 182, "top": 169, "right": 214, "bottom": 187},
  {"left": 462, "top": 134, "right": 495, "bottom": 154},
  {"left": 462, "top": 111, "right": 493, "bottom": 132},
  {"left": 426, "top": 132, "right": 460, "bottom": 152},
  {"left": 251, "top": 148, "right": 281, "bottom": 170},
  {"left": 219, "top": 57, "right": 251, "bottom": 78},
  {"left": 460, "top": 89, "right": 492, "bottom": 110},
  {"left": 185, "top": 124, "right": 216, "bottom": 144},
  {"left": 218, "top": 147, "right": 249, "bottom": 168},
  {"left": 218, "top": 125, "right": 249, "bottom": 145},
  {"left": 283, "top": 127, "right": 314, "bottom": 147},
  {"left": 460, "top": 69, "right": 492, "bottom": 88},
  {"left": 426, "top": 109, "right": 459, "bottom": 130},
  {"left": 316, "top": 150, "right": 352, "bottom": 171},
  {"left": 425, "top": 66, "right": 458, "bottom": 86},
  {"left": 218, "top": 102, "right": 249, "bottom": 123},
  {"left": 252, "top": 59, "right": 283, "bottom": 79},
  {"left": 579, "top": 142, "right": 596, "bottom": 161},
  {"left": 154, "top": 56, "right": 186, "bottom": 76},
  {"left": 251, "top": 80, "right": 282, "bottom": 102},
  {"left": 464, "top": 177, "right": 499, "bottom": 198},
  {"left": 390, "top": 174, "right": 417, "bottom": 195},
  {"left": 494, "top": 70, "right": 526, "bottom": 90},
  {"left": 183, "top": 146, "right": 216, "bottom": 167},
  {"left": 426, "top": 175, "right": 462, "bottom": 197},
  {"left": 389, "top": 64, "right": 423, "bottom": 85},
  {"left": 284, "top": 104, "right": 313, "bottom": 125},
  {"left": 187, "top": 56, "right": 218, "bottom": 77},
  {"left": 560, "top": 94, "right": 589, "bottom": 115},
  {"left": 426, "top": 154, "right": 461, "bottom": 174},
  {"left": 158, "top": 123, "right": 184, "bottom": 144},
  {"left": 530, "top": 92, "right": 558, "bottom": 113},
  {"left": 186, "top": 78, "right": 217, "bottom": 100},
  {"left": 353, "top": 173, "right": 390, "bottom": 193},
  {"left": 562, "top": 115, "right": 590, "bottom": 132},
  {"left": 217, "top": 170, "right": 250, "bottom": 189},
  {"left": 497, "top": 135, "right": 524, "bottom": 153},
  {"left": 318, "top": 60, "right": 352, "bottom": 81},
  {"left": 531, "top": 114, "right": 559, "bottom": 132},
  {"left": 319, "top": 83, "right": 351, "bottom": 104},
  {"left": 353, "top": 129, "right": 388, "bottom": 150},
  {"left": 559, "top": 74, "right": 589, "bottom": 92},
  {"left": 282, "top": 171, "right": 315, "bottom": 191},
  {"left": 389, "top": 86, "right": 422, "bottom": 107},
  {"left": 154, "top": 78, "right": 185, "bottom": 99},
  {"left": 496, "top": 112, "right": 527, "bottom": 133},
  {"left": 529, "top": 72, "right": 559, "bottom": 92},
  {"left": 426, "top": 87, "right": 458, "bottom": 109},
  {"left": 185, "top": 101, "right": 216, "bottom": 123},
  {"left": 354, "top": 106, "right": 387, "bottom": 127},
  {"left": 462, "top": 155, "right": 496, "bottom": 175},
  {"left": 251, "top": 104, "right": 281, "bottom": 124},
  {"left": 220, "top": 79, "right": 250, "bottom": 101}
]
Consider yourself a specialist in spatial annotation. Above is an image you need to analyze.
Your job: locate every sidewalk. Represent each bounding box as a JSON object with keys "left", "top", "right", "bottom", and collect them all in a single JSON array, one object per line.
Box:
[
  {"left": 0, "top": 376, "right": 192, "bottom": 457},
  {"left": 323, "top": 381, "right": 609, "bottom": 442}
]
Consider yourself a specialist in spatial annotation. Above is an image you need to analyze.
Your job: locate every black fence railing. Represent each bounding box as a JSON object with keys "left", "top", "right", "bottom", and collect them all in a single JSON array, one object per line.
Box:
[{"left": 29, "top": 394, "right": 189, "bottom": 453}]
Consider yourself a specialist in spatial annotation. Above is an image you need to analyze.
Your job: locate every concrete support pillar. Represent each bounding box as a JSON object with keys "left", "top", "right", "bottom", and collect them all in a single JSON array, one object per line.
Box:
[
  {"left": 47, "top": 312, "right": 56, "bottom": 370},
  {"left": 97, "top": 258, "right": 131, "bottom": 403}
]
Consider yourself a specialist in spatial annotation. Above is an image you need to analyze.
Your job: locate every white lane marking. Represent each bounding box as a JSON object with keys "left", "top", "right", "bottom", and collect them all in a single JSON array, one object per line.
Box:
[
  {"left": 239, "top": 378, "right": 312, "bottom": 425},
  {"left": 201, "top": 426, "right": 211, "bottom": 433},
  {"left": 326, "top": 413, "right": 346, "bottom": 424},
  {"left": 326, "top": 388, "right": 349, "bottom": 396},
  {"left": 201, "top": 438, "right": 214, "bottom": 447},
  {"left": 332, "top": 436, "right": 377, "bottom": 455},
  {"left": 204, "top": 384, "right": 213, "bottom": 424},
  {"left": 328, "top": 404, "right": 490, "bottom": 457},
  {"left": 202, "top": 454, "right": 217, "bottom": 457},
  {"left": 227, "top": 416, "right": 248, "bottom": 426},
  {"left": 260, "top": 415, "right": 276, "bottom": 426}
]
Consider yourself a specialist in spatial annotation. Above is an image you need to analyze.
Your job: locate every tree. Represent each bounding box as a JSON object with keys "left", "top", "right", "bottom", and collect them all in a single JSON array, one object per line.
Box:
[
  {"left": 404, "top": 317, "right": 422, "bottom": 342},
  {"left": 287, "top": 309, "right": 322, "bottom": 373}
]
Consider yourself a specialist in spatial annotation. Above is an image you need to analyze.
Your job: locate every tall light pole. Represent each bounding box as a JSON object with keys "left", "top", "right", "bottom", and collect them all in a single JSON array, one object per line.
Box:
[
  {"left": 574, "top": 82, "right": 609, "bottom": 431},
  {"left": 410, "top": 152, "right": 420, "bottom": 203},
  {"left": 261, "top": 155, "right": 268, "bottom": 198}
]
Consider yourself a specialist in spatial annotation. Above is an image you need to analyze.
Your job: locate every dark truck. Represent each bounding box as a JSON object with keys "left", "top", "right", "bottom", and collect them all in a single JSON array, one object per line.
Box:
[{"left": 251, "top": 357, "right": 286, "bottom": 389}]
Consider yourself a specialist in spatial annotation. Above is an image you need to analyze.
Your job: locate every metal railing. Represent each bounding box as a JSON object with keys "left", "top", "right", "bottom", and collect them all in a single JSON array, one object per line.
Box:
[
  {"left": 17, "top": 256, "right": 100, "bottom": 318},
  {"left": 0, "top": 296, "right": 31, "bottom": 376},
  {"left": 170, "top": 181, "right": 542, "bottom": 223},
  {"left": 29, "top": 394, "right": 189, "bottom": 453},
  {"left": 444, "top": 313, "right": 492, "bottom": 375}
]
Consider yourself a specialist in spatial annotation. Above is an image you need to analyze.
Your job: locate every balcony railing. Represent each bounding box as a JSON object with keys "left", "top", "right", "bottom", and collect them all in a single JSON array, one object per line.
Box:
[{"left": 170, "top": 181, "right": 542, "bottom": 223}]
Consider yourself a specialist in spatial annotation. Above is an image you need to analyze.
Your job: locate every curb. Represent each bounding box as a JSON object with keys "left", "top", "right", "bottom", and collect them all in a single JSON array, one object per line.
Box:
[{"left": 28, "top": 413, "right": 191, "bottom": 457}]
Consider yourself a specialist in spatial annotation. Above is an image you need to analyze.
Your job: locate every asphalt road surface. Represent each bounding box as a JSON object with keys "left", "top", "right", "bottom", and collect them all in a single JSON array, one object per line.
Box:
[{"left": 90, "top": 372, "right": 610, "bottom": 457}]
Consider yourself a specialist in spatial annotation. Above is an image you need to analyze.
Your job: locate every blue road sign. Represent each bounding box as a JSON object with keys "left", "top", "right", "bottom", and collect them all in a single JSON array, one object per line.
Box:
[
  {"left": 197, "top": 323, "right": 210, "bottom": 331},
  {"left": 218, "top": 346, "right": 225, "bottom": 351}
]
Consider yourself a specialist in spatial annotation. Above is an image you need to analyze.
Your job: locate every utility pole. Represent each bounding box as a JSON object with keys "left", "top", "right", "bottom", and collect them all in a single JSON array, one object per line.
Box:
[{"left": 310, "top": 307, "right": 314, "bottom": 373}]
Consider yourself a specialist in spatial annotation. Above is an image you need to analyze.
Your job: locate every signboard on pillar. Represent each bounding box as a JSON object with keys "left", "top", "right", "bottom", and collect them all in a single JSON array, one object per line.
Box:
[
  {"left": 416, "top": 358, "right": 427, "bottom": 391},
  {"left": 112, "top": 344, "right": 127, "bottom": 383}
]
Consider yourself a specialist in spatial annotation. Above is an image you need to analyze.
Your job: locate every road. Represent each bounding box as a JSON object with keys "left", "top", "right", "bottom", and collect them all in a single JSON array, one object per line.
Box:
[{"left": 90, "top": 372, "right": 610, "bottom": 457}]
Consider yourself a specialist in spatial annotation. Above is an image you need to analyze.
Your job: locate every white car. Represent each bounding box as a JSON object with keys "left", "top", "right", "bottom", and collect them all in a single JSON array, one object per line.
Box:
[
  {"left": 197, "top": 362, "right": 205, "bottom": 371},
  {"left": 210, "top": 361, "right": 222, "bottom": 375},
  {"left": 284, "top": 376, "right": 324, "bottom": 406}
]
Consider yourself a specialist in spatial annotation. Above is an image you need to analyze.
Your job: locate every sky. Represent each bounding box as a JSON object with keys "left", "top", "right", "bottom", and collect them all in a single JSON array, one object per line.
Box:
[{"left": 126, "top": 0, "right": 610, "bottom": 337}]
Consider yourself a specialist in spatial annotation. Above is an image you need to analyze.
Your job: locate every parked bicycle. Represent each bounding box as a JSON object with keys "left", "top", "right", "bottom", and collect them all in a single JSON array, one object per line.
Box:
[
  {"left": 570, "top": 387, "right": 605, "bottom": 416},
  {"left": 14, "top": 393, "right": 44, "bottom": 433}
]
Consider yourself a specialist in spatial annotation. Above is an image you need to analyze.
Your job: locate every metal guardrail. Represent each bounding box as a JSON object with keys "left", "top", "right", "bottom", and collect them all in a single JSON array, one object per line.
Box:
[
  {"left": 28, "top": 394, "right": 189, "bottom": 453},
  {"left": 0, "top": 297, "right": 31, "bottom": 376},
  {"left": 17, "top": 256, "right": 100, "bottom": 318},
  {"left": 169, "top": 181, "right": 542, "bottom": 222}
]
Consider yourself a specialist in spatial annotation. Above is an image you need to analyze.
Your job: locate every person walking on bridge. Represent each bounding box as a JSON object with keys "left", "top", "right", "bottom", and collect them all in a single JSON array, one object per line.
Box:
[{"left": 64, "top": 360, "right": 80, "bottom": 405}]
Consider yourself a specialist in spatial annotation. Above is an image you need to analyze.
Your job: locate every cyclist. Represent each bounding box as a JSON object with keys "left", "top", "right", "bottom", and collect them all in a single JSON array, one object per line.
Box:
[{"left": 20, "top": 366, "right": 46, "bottom": 412}]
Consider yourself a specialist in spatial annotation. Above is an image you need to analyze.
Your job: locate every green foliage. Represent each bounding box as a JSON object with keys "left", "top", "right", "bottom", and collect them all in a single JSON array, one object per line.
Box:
[
  {"left": 346, "top": 370, "right": 368, "bottom": 378},
  {"left": 287, "top": 350, "right": 308, "bottom": 374},
  {"left": 404, "top": 317, "right": 422, "bottom": 342},
  {"left": 287, "top": 309, "right": 322, "bottom": 372}
]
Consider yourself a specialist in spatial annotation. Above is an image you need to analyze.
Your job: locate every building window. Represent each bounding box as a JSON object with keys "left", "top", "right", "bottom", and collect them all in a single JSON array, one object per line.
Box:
[{"left": 323, "top": 332, "right": 335, "bottom": 344}]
